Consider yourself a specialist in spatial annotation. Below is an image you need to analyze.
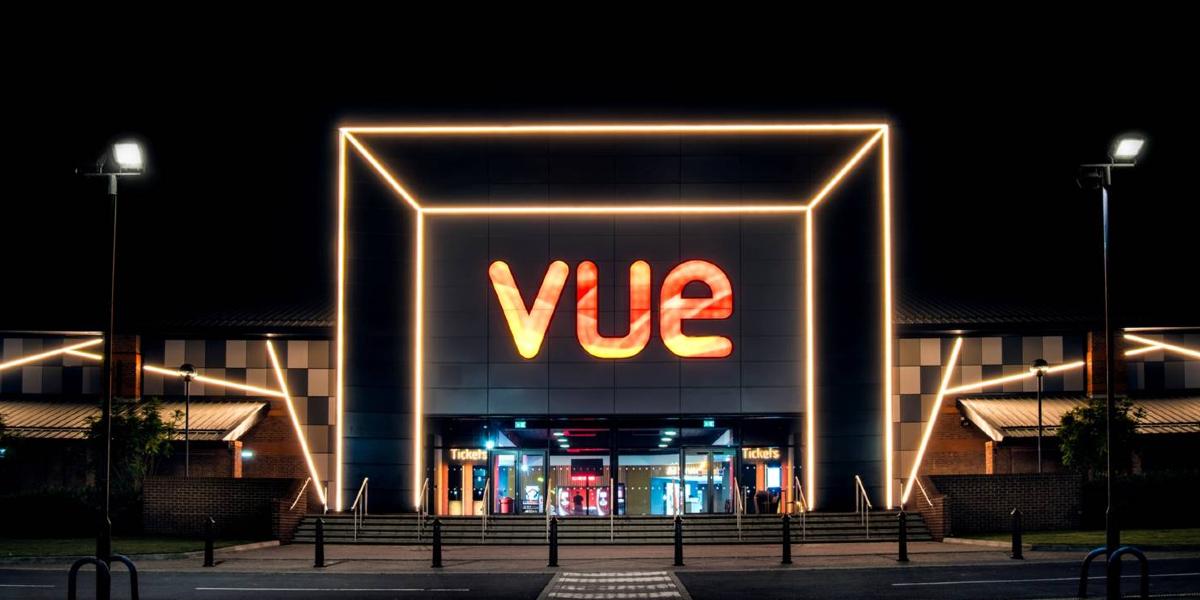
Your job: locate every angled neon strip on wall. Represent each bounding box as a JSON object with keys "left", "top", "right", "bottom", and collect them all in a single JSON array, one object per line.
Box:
[
  {"left": 901, "top": 337, "right": 962, "bottom": 506},
  {"left": 266, "top": 340, "right": 329, "bottom": 509},
  {"left": 339, "top": 123, "right": 892, "bottom": 511},
  {"left": 1125, "top": 333, "right": 1200, "bottom": 360},
  {"left": 576, "top": 260, "right": 652, "bottom": 359},
  {"left": 0, "top": 338, "right": 103, "bottom": 372},
  {"left": 142, "top": 364, "right": 287, "bottom": 398},
  {"left": 941, "top": 360, "right": 1085, "bottom": 396}
]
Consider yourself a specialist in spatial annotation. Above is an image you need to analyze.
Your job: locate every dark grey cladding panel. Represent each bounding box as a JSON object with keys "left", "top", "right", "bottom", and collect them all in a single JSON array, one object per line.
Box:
[
  {"left": 742, "top": 362, "right": 803, "bottom": 387},
  {"left": 739, "top": 336, "right": 802, "bottom": 361},
  {"left": 489, "top": 362, "right": 547, "bottom": 388},
  {"left": 680, "top": 361, "right": 740, "bottom": 387},
  {"left": 741, "top": 387, "right": 802, "bottom": 413},
  {"left": 426, "top": 336, "right": 487, "bottom": 364},
  {"left": 344, "top": 385, "right": 408, "bottom": 414},
  {"left": 425, "top": 388, "right": 487, "bottom": 415},
  {"left": 681, "top": 387, "right": 740, "bottom": 414},
  {"left": 426, "top": 363, "right": 487, "bottom": 389},
  {"left": 549, "top": 388, "right": 615, "bottom": 414},
  {"left": 615, "top": 361, "right": 680, "bottom": 388},
  {"left": 615, "top": 388, "right": 681, "bottom": 414},
  {"left": 487, "top": 388, "right": 549, "bottom": 415},
  {"left": 549, "top": 362, "right": 615, "bottom": 388}
]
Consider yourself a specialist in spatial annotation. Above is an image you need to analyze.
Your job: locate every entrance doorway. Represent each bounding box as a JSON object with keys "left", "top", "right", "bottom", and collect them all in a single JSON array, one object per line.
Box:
[
  {"left": 683, "top": 449, "right": 736, "bottom": 513},
  {"left": 492, "top": 450, "right": 546, "bottom": 514}
]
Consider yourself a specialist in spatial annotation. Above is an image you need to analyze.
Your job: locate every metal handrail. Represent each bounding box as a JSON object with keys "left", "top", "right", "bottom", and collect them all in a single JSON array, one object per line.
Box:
[
  {"left": 609, "top": 477, "right": 615, "bottom": 541},
  {"left": 731, "top": 475, "right": 743, "bottom": 541},
  {"left": 350, "top": 477, "right": 369, "bottom": 541},
  {"left": 915, "top": 477, "right": 934, "bottom": 508},
  {"left": 793, "top": 475, "right": 808, "bottom": 541},
  {"left": 289, "top": 477, "right": 311, "bottom": 512},
  {"left": 854, "top": 475, "right": 872, "bottom": 539},
  {"left": 417, "top": 478, "right": 430, "bottom": 541},
  {"left": 480, "top": 477, "right": 491, "bottom": 542},
  {"left": 545, "top": 474, "right": 553, "bottom": 541}
]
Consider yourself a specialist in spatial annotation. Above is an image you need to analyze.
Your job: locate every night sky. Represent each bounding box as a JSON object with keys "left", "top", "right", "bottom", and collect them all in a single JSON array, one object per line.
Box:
[{"left": 4, "top": 53, "right": 1195, "bottom": 332}]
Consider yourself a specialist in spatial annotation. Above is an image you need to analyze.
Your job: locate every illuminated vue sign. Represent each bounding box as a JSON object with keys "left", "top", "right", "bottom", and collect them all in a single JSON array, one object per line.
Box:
[
  {"left": 490, "top": 259, "right": 733, "bottom": 359},
  {"left": 337, "top": 123, "right": 894, "bottom": 512}
]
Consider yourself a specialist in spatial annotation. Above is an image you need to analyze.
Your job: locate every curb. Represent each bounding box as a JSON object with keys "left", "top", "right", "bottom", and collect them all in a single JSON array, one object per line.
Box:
[
  {"left": 942, "top": 537, "right": 1032, "bottom": 551},
  {"left": 0, "top": 540, "right": 280, "bottom": 565}
]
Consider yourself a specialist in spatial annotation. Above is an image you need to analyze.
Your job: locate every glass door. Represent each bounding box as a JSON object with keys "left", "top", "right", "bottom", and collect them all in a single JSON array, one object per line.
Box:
[
  {"left": 684, "top": 449, "right": 736, "bottom": 513},
  {"left": 518, "top": 451, "right": 546, "bottom": 514}
]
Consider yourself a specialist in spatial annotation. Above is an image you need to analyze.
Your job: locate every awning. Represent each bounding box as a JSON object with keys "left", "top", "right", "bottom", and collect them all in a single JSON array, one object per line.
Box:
[
  {"left": 958, "top": 394, "right": 1200, "bottom": 442},
  {"left": 0, "top": 399, "right": 268, "bottom": 442}
]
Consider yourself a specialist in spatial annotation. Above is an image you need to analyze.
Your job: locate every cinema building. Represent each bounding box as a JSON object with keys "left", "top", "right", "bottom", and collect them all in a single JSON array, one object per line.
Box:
[{"left": 2, "top": 124, "right": 1198, "bottom": 528}]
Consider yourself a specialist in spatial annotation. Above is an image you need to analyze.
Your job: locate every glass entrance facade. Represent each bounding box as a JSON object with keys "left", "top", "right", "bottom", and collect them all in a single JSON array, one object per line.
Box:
[{"left": 429, "top": 416, "right": 801, "bottom": 517}]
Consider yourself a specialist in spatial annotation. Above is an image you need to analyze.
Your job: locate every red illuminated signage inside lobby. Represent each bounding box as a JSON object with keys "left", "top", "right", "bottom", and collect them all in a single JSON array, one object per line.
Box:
[{"left": 489, "top": 259, "right": 734, "bottom": 360}]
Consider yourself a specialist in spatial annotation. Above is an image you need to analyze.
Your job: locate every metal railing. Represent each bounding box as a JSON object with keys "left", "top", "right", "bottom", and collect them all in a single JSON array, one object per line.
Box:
[
  {"left": 854, "top": 475, "right": 872, "bottom": 539},
  {"left": 417, "top": 478, "right": 430, "bottom": 541},
  {"left": 914, "top": 477, "right": 934, "bottom": 508},
  {"left": 731, "top": 476, "right": 744, "bottom": 540},
  {"left": 289, "top": 477, "right": 311, "bottom": 511},
  {"left": 793, "top": 475, "right": 808, "bottom": 541},
  {"left": 609, "top": 477, "right": 616, "bottom": 541},
  {"left": 480, "top": 477, "right": 491, "bottom": 542},
  {"left": 545, "top": 474, "right": 553, "bottom": 541},
  {"left": 350, "top": 477, "right": 369, "bottom": 541}
]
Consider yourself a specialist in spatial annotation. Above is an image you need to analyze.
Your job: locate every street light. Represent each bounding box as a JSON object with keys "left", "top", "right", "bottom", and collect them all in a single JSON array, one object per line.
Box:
[
  {"left": 1030, "top": 358, "right": 1049, "bottom": 473},
  {"left": 78, "top": 138, "right": 145, "bottom": 592},
  {"left": 179, "top": 363, "right": 197, "bottom": 477},
  {"left": 1079, "top": 132, "right": 1145, "bottom": 599}
]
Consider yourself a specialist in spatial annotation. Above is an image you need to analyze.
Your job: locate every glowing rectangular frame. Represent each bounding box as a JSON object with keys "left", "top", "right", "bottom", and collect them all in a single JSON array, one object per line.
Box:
[{"left": 337, "top": 123, "right": 894, "bottom": 511}]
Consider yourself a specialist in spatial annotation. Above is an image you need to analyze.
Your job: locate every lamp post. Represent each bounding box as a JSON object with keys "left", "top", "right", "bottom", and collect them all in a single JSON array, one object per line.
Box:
[
  {"left": 79, "top": 140, "right": 145, "bottom": 587},
  {"left": 1079, "top": 133, "right": 1144, "bottom": 599},
  {"left": 180, "top": 364, "right": 197, "bottom": 477},
  {"left": 1030, "top": 358, "right": 1049, "bottom": 473}
]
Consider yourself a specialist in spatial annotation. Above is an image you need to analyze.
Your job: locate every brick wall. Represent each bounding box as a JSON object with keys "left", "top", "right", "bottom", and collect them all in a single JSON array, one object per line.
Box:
[
  {"left": 909, "top": 476, "right": 947, "bottom": 540},
  {"left": 143, "top": 477, "right": 306, "bottom": 540},
  {"left": 930, "top": 473, "right": 1082, "bottom": 535}
]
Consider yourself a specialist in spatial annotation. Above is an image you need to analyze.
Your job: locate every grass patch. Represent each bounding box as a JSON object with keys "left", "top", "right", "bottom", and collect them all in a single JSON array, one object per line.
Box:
[
  {"left": 966, "top": 528, "right": 1200, "bottom": 547},
  {"left": 0, "top": 537, "right": 262, "bottom": 558}
]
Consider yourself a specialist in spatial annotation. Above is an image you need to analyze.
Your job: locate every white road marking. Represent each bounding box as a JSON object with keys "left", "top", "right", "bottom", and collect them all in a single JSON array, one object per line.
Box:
[
  {"left": 0, "top": 584, "right": 55, "bottom": 588},
  {"left": 196, "top": 587, "right": 469, "bottom": 592},
  {"left": 893, "top": 571, "right": 1200, "bottom": 587},
  {"left": 541, "top": 572, "right": 689, "bottom": 600}
]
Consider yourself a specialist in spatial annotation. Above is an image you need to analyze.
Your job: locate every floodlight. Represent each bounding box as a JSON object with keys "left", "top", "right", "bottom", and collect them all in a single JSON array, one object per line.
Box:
[
  {"left": 1111, "top": 136, "right": 1145, "bottom": 162},
  {"left": 112, "top": 142, "right": 144, "bottom": 170}
]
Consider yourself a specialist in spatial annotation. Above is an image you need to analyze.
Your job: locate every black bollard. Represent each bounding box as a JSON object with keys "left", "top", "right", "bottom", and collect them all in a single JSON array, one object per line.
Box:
[
  {"left": 1010, "top": 508, "right": 1023, "bottom": 560},
  {"left": 432, "top": 518, "right": 443, "bottom": 568},
  {"left": 673, "top": 514, "right": 684, "bottom": 567},
  {"left": 781, "top": 514, "right": 792, "bottom": 565},
  {"left": 548, "top": 517, "right": 558, "bottom": 567},
  {"left": 203, "top": 517, "right": 215, "bottom": 567},
  {"left": 314, "top": 518, "right": 325, "bottom": 568},
  {"left": 897, "top": 510, "right": 909, "bottom": 563},
  {"left": 68, "top": 557, "right": 111, "bottom": 600}
]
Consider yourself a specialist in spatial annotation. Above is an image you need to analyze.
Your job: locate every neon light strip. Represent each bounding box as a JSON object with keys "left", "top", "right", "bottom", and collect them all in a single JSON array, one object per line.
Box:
[
  {"left": 143, "top": 364, "right": 287, "bottom": 398},
  {"left": 65, "top": 350, "right": 102, "bottom": 360},
  {"left": 1125, "top": 333, "right": 1200, "bottom": 360},
  {"left": 343, "top": 132, "right": 422, "bottom": 211},
  {"left": 941, "top": 360, "right": 1086, "bottom": 396},
  {"left": 413, "top": 211, "right": 425, "bottom": 510},
  {"left": 336, "top": 131, "right": 348, "bottom": 511},
  {"left": 266, "top": 340, "right": 329, "bottom": 509},
  {"left": 422, "top": 204, "right": 808, "bottom": 216},
  {"left": 880, "top": 126, "right": 894, "bottom": 508},
  {"left": 804, "top": 211, "right": 816, "bottom": 510},
  {"left": 342, "top": 123, "right": 888, "bottom": 135},
  {"left": 901, "top": 337, "right": 963, "bottom": 506},
  {"left": 0, "top": 338, "right": 102, "bottom": 372},
  {"left": 1126, "top": 346, "right": 1159, "bottom": 357},
  {"left": 808, "top": 129, "right": 885, "bottom": 211}
]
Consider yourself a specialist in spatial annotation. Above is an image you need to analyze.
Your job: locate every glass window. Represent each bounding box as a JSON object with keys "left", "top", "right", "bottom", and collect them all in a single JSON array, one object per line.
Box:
[{"left": 618, "top": 452, "right": 680, "bottom": 516}]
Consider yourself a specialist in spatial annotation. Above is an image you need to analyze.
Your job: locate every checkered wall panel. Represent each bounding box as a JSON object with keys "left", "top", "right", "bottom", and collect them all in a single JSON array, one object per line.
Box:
[
  {"left": 0, "top": 337, "right": 102, "bottom": 396},
  {"left": 1124, "top": 333, "right": 1200, "bottom": 391}
]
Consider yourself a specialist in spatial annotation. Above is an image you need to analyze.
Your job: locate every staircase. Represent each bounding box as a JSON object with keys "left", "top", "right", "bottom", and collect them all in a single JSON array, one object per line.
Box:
[{"left": 293, "top": 512, "right": 931, "bottom": 545}]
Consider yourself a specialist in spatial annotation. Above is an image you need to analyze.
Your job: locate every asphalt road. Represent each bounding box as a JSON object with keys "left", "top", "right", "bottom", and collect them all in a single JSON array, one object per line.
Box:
[
  {"left": 1, "top": 557, "right": 1197, "bottom": 599},
  {"left": 679, "top": 557, "right": 1200, "bottom": 599}
]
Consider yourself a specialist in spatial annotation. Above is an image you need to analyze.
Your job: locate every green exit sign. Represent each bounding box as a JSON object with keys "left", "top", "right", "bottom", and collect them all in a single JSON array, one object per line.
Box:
[
  {"left": 703, "top": 419, "right": 715, "bottom": 428},
  {"left": 514, "top": 420, "right": 527, "bottom": 429}
]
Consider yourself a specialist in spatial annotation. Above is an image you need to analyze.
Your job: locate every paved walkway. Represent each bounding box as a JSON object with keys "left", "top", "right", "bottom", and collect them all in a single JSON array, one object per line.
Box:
[{"left": 15, "top": 541, "right": 1188, "bottom": 574}]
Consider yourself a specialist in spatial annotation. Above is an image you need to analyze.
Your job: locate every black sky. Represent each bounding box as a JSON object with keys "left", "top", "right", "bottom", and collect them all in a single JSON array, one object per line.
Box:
[{"left": 3, "top": 42, "right": 1196, "bottom": 332}]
